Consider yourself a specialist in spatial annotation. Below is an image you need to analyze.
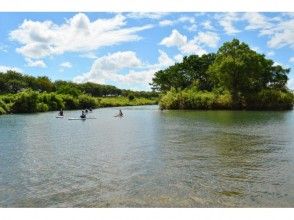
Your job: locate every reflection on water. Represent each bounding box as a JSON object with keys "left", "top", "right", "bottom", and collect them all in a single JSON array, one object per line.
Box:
[{"left": 0, "top": 106, "right": 293, "bottom": 207}]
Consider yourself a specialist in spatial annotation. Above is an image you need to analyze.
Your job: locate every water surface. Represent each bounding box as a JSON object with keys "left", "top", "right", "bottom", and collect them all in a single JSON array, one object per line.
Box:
[{"left": 0, "top": 106, "right": 293, "bottom": 207}]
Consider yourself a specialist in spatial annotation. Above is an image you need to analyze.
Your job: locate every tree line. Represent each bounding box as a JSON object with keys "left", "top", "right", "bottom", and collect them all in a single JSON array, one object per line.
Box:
[
  {"left": 0, "top": 71, "right": 158, "bottom": 114},
  {"left": 0, "top": 71, "right": 158, "bottom": 98},
  {"left": 151, "top": 39, "right": 294, "bottom": 110}
]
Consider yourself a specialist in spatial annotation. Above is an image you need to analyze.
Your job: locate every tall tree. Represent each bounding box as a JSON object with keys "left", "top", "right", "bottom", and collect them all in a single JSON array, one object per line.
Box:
[{"left": 208, "top": 39, "right": 290, "bottom": 109}]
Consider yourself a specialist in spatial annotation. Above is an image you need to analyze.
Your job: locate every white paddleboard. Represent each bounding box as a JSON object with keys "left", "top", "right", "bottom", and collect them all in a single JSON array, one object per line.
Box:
[
  {"left": 68, "top": 117, "right": 96, "bottom": 120},
  {"left": 56, "top": 116, "right": 64, "bottom": 118}
]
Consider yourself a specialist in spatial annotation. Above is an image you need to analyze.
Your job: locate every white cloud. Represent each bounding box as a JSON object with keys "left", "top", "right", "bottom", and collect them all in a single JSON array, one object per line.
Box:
[
  {"left": 251, "top": 46, "right": 261, "bottom": 53},
  {"left": 289, "top": 57, "right": 294, "bottom": 63},
  {"left": 159, "top": 20, "right": 174, "bottom": 26},
  {"left": 218, "top": 13, "right": 240, "bottom": 35},
  {"left": 79, "top": 52, "right": 98, "bottom": 59},
  {"left": 194, "top": 31, "right": 220, "bottom": 48},
  {"left": 73, "top": 50, "right": 175, "bottom": 90},
  {"left": 0, "top": 65, "right": 22, "bottom": 73},
  {"left": 126, "top": 12, "right": 168, "bottom": 20},
  {"left": 73, "top": 51, "right": 142, "bottom": 84},
  {"left": 25, "top": 58, "right": 47, "bottom": 68},
  {"left": 267, "top": 19, "right": 294, "bottom": 49},
  {"left": 10, "top": 13, "right": 153, "bottom": 59},
  {"left": 243, "top": 12, "right": 273, "bottom": 34},
  {"left": 160, "top": 29, "right": 187, "bottom": 48},
  {"left": 174, "top": 54, "right": 184, "bottom": 63},
  {"left": 160, "top": 29, "right": 206, "bottom": 55},
  {"left": 287, "top": 77, "right": 294, "bottom": 90},
  {"left": 202, "top": 20, "right": 215, "bottom": 30},
  {"left": 184, "top": 24, "right": 197, "bottom": 32},
  {"left": 60, "top": 62, "right": 72, "bottom": 68},
  {"left": 178, "top": 16, "right": 195, "bottom": 24},
  {"left": 267, "top": 51, "right": 275, "bottom": 57},
  {"left": 159, "top": 15, "right": 196, "bottom": 28}
]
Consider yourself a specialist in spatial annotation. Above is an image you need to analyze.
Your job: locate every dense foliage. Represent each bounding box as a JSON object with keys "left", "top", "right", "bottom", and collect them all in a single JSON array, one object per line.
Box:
[
  {"left": 0, "top": 71, "right": 158, "bottom": 98},
  {"left": 0, "top": 72, "right": 158, "bottom": 114},
  {"left": 152, "top": 39, "right": 294, "bottom": 110},
  {"left": 0, "top": 89, "right": 157, "bottom": 114}
]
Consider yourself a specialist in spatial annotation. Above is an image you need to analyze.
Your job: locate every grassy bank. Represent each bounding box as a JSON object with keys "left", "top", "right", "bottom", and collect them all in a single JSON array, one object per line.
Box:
[
  {"left": 160, "top": 87, "right": 294, "bottom": 110},
  {"left": 0, "top": 90, "right": 158, "bottom": 115}
]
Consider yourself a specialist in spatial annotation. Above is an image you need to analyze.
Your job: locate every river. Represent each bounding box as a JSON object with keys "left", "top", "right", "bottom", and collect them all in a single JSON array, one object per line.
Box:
[{"left": 0, "top": 105, "right": 293, "bottom": 207}]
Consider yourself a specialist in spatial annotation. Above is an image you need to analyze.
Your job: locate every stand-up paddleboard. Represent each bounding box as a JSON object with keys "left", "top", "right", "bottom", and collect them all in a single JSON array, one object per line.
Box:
[
  {"left": 56, "top": 115, "right": 64, "bottom": 118},
  {"left": 68, "top": 117, "right": 96, "bottom": 120}
]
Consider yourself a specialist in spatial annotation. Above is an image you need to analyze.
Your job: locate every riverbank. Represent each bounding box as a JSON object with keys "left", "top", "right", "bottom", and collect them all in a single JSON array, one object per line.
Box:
[
  {"left": 159, "top": 87, "right": 294, "bottom": 110},
  {"left": 0, "top": 90, "right": 158, "bottom": 115}
]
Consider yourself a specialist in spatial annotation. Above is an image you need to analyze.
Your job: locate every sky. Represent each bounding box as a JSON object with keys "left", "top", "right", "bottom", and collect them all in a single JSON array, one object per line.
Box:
[{"left": 0, "top": 12, "right": 294, "bottom": 91}]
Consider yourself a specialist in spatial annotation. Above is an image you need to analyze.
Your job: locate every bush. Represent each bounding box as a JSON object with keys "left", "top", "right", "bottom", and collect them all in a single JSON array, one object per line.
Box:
[
  {"left": 128, "top": 94, "right": 135, "bottom": 101},
  {"left": 0, "top": 99, "right": 9, "bottom": 113},
  {"left": 37, "top": 103, "right": 49, "bottom": 112},
  {"left": 0, "top": 106, "right": 6, "bottom": 114},
  {"left": 61, "top": 94, "right": 79, "bottom": 109},
  {"left": 78, "top": 94, "right": 97, "bottom": 109},
  {"left": 11, "top": 90, "right": 39, "bottom": 113},
  {"left": 246, "top": 89, "right": 294, "bottom": 110}
]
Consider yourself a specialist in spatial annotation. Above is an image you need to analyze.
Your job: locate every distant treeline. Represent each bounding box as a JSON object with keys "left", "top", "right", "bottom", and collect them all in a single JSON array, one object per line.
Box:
[
  {"left": 0, "top": 71, "right": 158, "bottom": 114},
  {"left": 0, "top": 71, "right": 158, "bottom": 98},
  {"left": 151, "top": 39, "right": 294, "bottom": 110}
]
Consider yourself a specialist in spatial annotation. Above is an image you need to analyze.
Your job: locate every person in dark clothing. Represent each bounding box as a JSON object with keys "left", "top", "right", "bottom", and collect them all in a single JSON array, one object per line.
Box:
[
  {"left": 80, "top": 110, "right": 86, "bottom": 119},
  {"left": 59, "top": 109, "right": 64, "bottom": 116}
]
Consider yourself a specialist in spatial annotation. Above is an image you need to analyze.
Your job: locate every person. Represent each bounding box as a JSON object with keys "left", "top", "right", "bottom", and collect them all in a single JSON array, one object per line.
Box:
[
  {"left": 80, "top": 110, "right": 86, "bottom": 119},
  {"left": 118, "top": 109, "right": 123, "bottom": 117},
  {"left": 85, "top": 109, "right": 88, "bottom": 114},
  {"left": 89, "top": 107, "right": 92, "bottom": 112},
  {"left": 59, "top": 109, "right": 64, "bottom": 116}
]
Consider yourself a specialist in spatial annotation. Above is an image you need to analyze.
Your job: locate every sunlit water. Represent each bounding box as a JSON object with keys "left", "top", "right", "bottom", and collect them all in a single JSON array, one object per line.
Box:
[{"left": 0, "top": 105, "right": 293, "bottom": 207}]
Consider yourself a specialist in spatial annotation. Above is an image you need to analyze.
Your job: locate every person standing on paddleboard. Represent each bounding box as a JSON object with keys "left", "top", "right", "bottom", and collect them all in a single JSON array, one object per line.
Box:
[
  {"left": 80, "top": 110, "right": 86, "bottom": 119},
  {"left": 118, "top": 109, "right": 123, "bottom": 117},
  {"left": 59, "top": 109, "right": 64, "bottom": 116}
]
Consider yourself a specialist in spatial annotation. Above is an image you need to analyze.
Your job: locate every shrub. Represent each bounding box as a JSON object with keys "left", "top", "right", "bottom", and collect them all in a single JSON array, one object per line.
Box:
[
  {"left": 11, "top": 90, "right": 39, "bottom": 113},
  {"left": 128, "top": 94, "right": 135, "bottom": 101},
  {"left": 37, "top": 103, "right": 49, "bottom": 112},
  {"left": 61, "top": 94, "right": 79, "bottom": 110},
  {"left": 78, "top": 94, "right": 97, "bottom": 109}
]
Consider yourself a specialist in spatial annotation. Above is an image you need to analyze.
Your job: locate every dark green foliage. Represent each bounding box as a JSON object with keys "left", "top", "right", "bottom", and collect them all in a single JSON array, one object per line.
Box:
[
  {"left": 154, "top": 39, "right": 293, "bottom": 110},
  {"left": 11, "top": 90, "right": 39, "bottom": 113},
  {"left": 151, "top": 53, "right": 216, "bottom": 92},
  {"left": 78, "top": 94, "right": 97, "bottom": 109},
  {"left": 128, "top": 94, "right": 135, "bottom": 101},
  {"left": 61, "top": 95, "right": 80, "bottom": 110}
]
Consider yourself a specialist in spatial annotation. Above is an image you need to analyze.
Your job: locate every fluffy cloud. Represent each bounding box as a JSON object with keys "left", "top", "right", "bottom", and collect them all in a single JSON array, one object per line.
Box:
[
  {"left": 194, "top": 31, "right": 220, "bottom": 48},
  {"left": 287, "top": 77, "right": 294, "bottom": 90},
  {"left": 267, "top": 19, "right": 294, "bottom": 49},
  {"left": 160, "top": 29, "right": 206, "bottom": 55},
  {"left": 159, "top": 20, "right": 174, "bottom": 26},
  {"left": 126, "top": 12, "right": 168, "bottom": 20},
  {"left": 243, "top": 12, "right": 273, "bottom": 34},
  {"left": 60, "top": 62, "right": 72, "bottom": 68},
  {"left": 10, "top": 13, "right": 153, "bottom": 60},
  {"left": 159, "top": 15, "right": 196, "bottom": 28},
  {"left": 202, "top": 20, "right": 215, "bottom": 30},
  {"left": 73, "top": 50, "right": 175, "bottom": 90},
  {"left": 25, "top": 58, "right": 47, "bottom": 68},
  {"left": 0, "top": 65, "right": 22, "bottom": 73},
  {"left": 217, "top": 13, "right": 240, "bottom": 35}
]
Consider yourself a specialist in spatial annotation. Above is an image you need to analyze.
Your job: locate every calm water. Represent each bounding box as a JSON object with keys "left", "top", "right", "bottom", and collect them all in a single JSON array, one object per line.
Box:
[{"left": 0, "top": 105, "right": 293, "bottom": 207}]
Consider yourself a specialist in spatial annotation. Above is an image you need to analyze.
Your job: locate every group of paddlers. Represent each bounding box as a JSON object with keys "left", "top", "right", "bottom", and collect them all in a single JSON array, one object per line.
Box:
[{"left": 58, "top": 107, "right": 123, "bottom": 118}]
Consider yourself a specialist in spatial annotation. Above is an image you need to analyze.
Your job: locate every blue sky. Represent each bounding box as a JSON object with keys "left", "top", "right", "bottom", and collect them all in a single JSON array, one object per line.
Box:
[{"left": 0, "top": 12, "right": 294, "bottom": 91}]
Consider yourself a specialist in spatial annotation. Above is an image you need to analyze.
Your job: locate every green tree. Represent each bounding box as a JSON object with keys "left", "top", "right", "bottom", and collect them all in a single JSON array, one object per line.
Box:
[
  {"left": 208, "top": 39, "right": 289, "bottom": 109},
  {"left": 151, "top": 53, "right": 216, "bottom": 92}
]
